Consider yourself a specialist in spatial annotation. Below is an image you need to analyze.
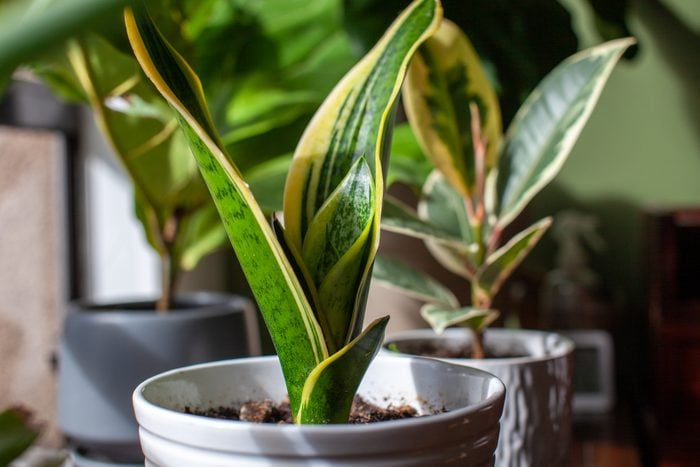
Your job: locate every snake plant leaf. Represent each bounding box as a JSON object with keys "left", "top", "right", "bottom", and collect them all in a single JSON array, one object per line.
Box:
[
  {"left": 297, "top": 316, "right": 389, "bottom": 424},
  {"left": 403, "top": 19, "right": 502, "bottom": 199},
  {"left": 302, "top": 157, "right": 375, "bottom": 350},
  {"left": 474, "top": 217, "right": 552, "bottom": 304},
  {"left": 417, "top": 171, "right": 475, "bottom": 278},
  {"left": 421, "top": 304, "right": 499, "bottom": 335},
  {"left": 382, "top": 195, "right": 465, "bottom": 251},
  {"left": 495, "top": 38, "right": 635, "bottom": 230},
  {"left": 284, "top": 0, "right": 442, "bottom": 349},
  {"left": 0, "top": 408, "right": 39, "bottom": 466},
  {"left": 373, "top": 255, "right": 459, "bottom": 308},
  {"left": 125, "top": 7, "right": 327, "bottom": 415},
  {"left": 284, "top": 0, "right": 443, "bottom": 250}
]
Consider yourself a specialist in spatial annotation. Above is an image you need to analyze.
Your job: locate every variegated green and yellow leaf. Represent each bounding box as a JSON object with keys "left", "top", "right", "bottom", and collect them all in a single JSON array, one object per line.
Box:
[
  {"left": 284, "top": 0, "right": 443, "bottom": 256},
  {"left": 381, "top": 195, "right": 466, "bottom": 251},
  {"left": 373, "top": 255, "right": 459, "bottom": 308},
  {"left": 297, "top": 316, "right": 389, "bottom": 424},
  {"left": 403, "top": 19, "right": 501, "bottom": 199},
  {"left": 474, "top": 217, "right": 552, "bottom": 304},
  {"left": 125, "top": 7, "right": 326, "bottom": 416},
  {"left": 420, "top": 304, "right": 499, "bottom": 335},
  {"left": 418, "top": 171, "right": 475, "bottom": 278},
  {"left": 495, "top": 39, "right": 634, "bottom": 230},
  {"left": 284, "top": 0, "right": 442, "bottom": 351},
  {"left": 302, "top": 157, "right": 375, "bottom": 351}
]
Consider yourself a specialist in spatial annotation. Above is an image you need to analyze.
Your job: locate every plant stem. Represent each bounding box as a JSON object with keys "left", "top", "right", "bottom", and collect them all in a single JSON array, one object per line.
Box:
[
  {"left": 155, "top": 213, "right": 181, "bottom": 313},
  {"left": 472, "top": 330, "right": 486, "bottom": 359}
]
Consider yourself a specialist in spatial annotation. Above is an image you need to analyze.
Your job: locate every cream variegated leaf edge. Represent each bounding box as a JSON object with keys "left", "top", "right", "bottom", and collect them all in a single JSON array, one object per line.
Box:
[
  {"left": 403, "top": 19, "right": 501, "bottom": 199},
  {"left": 496, "top": 38, "right": 635, "bottom": 230}
]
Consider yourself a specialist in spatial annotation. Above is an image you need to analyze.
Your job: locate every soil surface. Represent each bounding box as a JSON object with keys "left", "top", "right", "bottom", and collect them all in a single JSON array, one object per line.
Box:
[
  {"left": 186, "top": 395, "right": 424, "bottom": 424},
  {"left": 389, "top": 339, "right": 527, "bottom": 359}
]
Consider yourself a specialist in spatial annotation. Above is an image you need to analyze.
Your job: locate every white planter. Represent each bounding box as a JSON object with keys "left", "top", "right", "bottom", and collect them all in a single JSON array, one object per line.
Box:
[
  {"left": 384, "top": 329, "right": 574, "bottom": 467},
  {"left": 133, "top": 355, "right": 506, "bottom": 466}
]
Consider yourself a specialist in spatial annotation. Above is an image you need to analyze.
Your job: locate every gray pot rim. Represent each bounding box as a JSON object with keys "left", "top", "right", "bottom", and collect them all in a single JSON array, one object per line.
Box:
[
  {"left": 133, "top": 354, "right": 506, "bottom": 434},
  {"left": 67, "top": 291, "right": 251, "bottom": 322},
  {"left": 385, "top": 328, "right": 574, "bottom": 366}
]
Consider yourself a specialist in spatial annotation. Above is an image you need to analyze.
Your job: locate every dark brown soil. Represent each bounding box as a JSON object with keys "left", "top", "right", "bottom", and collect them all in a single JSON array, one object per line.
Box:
[
  {"left": 185, "top": 395, "right": 422, "bottom": 424},
  {"left": 388, "top": 339, "right": 527, "bottom": 359}
]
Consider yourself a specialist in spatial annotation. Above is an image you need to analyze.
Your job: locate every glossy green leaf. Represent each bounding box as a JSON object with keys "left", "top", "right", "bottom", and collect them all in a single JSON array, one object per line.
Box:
[
  {"left": 421, "top": 304, "right": 499, "bottom": 335},
  {"left": 386, "top": 123, "right": 432, "bottom": 188},
  {"left": 0, "top": 408, "right": 39, "bottom": 465},
  {"left": 475, "top": 217, "right": 551, "bottom": 303},
  {"left": 0, "top": 0, "right": 130, "bottom": 78},
  {"left": 403, "top": 19, "right": 502, "bottom": 198},
  {"left": 373, "top": 255, "right": 459, "bottom": 308},
  {"left": 65, "top": 35, "right": 224, "bottom": 276},
  {"left": 382, "top": 195, "right": 465, "bottom": 250},
  {"left": 297, "top": 316, "right": 389, "bottom": 424},
  {"left": 243, "top": 153, "right": 293, "bottom": 213},
  {"left": 495, "top": 38, "right": 635, "bottom": 230},
  {"left": 417, "top": 171, "right": 474, "bottom": 278},
  {"left": 175, "top": 203, "right": 229, "bottom": 271},
  {"left": 125, "top": 7, "right": 326, "bottom": 416}
]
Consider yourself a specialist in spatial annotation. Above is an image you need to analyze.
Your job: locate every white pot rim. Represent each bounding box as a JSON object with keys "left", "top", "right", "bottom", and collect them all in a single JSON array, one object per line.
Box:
[
  {"left": 385, "top": 328, "right": 574, "bottom": 366},
  {"left": 133, "top": 354, "right": 505, "bottom": 434}
]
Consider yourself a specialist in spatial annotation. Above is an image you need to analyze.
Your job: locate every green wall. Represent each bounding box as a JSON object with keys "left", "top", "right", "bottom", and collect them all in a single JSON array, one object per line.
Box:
[{"left": 532, "top": 0, "right": 700, "bottom": 314}]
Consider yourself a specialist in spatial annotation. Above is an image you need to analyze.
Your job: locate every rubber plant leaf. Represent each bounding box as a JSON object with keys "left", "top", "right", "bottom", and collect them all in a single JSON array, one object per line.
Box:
[
  {"left": 381, "top": 195, "right": 466, "bottom": 251},
  {"left": 125, "top": 7, "right": 327, "bottom": 416},
  {"left": 386, "top": 122, "right": 433, "bottom": 188},
  {"left": 417, "top": 171, "right": 475, "bottom": 279},
  {"left": 373, "top": 255, "right": 459, "bottom": 308},
  {"left": 495, "top": 38, "right": 635, "bottom": 230},
  {"left": 473, "top": 217, "right": 552, "bottom": 305},
  {"left": 403, "top": 18, "right": 502, "bottom": 199},
  {"left": 297, "top": 316, "right": 389, "bottom": 424},
  {"left": 421, "top": 304, "right": 499, "bottom": 335},
  {"left": 284, "top": 0, "right": 442, "bottom": 351}
]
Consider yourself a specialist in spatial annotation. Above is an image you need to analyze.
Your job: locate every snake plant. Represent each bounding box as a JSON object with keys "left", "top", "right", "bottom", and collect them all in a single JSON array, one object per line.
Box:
[
  {"left": 124, "top": 0, "right": 440, "bottom": 423},
  {"left": 375, "top": 19, "right": 633, "bottom": 358}
]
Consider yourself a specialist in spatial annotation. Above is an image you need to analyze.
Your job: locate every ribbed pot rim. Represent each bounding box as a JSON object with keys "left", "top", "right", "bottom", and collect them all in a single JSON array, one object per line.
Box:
[{"left": 385, "top": 328, "right": 575, "bottom": 366}]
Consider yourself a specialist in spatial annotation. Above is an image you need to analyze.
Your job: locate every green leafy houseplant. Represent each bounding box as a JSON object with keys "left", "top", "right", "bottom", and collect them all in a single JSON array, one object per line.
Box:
[
  {"left": 124, "top": 0, "right": 441, "bottom": 424},
  {"left": 375, "top": 19, "right": 633, "bottom": 358},
  {"left": 30, "top": 0, "right": 372, "bottom": 311}
]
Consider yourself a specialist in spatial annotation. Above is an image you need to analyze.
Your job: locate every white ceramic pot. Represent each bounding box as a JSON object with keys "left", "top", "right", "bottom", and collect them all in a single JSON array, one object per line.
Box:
[
  {"left": 384, "top": 329, "right": 574, "bottom": 467},
  {"left": 133, "top": 355, "right": 506, "bottom": 466}
]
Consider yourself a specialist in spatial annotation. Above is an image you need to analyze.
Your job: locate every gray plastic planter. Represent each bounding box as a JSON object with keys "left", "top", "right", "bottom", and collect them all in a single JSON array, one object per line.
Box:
[
  {"left": 133, "top": 355, "right": 506, "bottom": 466},
  {"left": 384, "top": 328, "right": 574, "bottom": 467},
  {"left": 57, "top": 292, "right": 259, "bottom": 465}
]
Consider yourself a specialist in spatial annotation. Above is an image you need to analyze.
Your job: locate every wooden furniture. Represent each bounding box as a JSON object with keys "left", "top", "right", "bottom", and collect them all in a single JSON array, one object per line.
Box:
[{"left": 646, "top": 208, "right": 700, "bottom": 465}]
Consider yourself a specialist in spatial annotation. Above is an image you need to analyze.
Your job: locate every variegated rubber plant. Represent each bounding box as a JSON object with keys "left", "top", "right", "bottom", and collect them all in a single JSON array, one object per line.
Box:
[
  {"left": 375, "top": 19, "right": 633, "bottom": 358},
  {"left": 124, "top": 0, "right": 441, "bottom": 423}
]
